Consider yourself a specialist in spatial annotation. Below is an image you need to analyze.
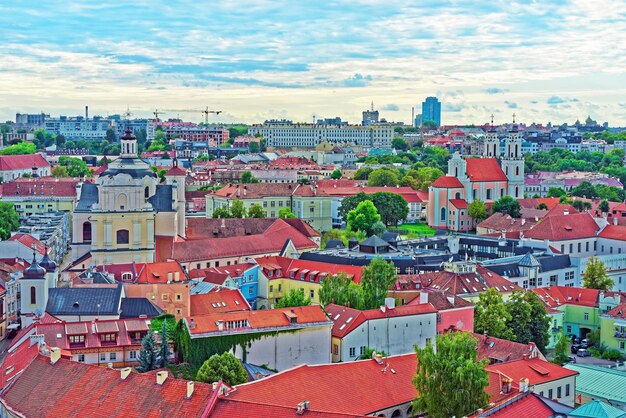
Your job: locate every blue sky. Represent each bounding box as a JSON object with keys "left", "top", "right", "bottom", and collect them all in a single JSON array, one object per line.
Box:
[{"left": 0, "top": 0, "right": 625, "bottom": 125}]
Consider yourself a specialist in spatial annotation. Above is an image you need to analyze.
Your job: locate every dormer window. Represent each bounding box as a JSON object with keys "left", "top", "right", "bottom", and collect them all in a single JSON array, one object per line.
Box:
[
  {"left": 100, "top": 333, "right": 117, "bottom": 344},
  {"left": 68, "top": 334, "right": 85, "bottom": 346}
]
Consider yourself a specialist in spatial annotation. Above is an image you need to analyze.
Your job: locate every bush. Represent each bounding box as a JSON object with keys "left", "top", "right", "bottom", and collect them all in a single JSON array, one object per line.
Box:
[{"left": 602, "top": 349, "right": 621, "bottom": 360}]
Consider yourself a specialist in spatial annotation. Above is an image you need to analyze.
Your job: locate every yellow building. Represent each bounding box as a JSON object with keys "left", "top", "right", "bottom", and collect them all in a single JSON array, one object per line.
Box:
[
  {"left": 0, "top": 177, "right": 80, "bottom": 218},
  {"left": 71, "top": 127, "right": 186, "bottom": 265}
]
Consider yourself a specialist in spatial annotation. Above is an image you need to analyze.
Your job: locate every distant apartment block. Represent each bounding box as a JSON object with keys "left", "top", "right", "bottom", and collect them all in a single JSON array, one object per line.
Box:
[
  {"left": 248, "top": 120, "right": 393, "bottom": 149},
  {"left": 44, "top": 116, "right": 112, "bottom": 140},
  {"left": 15, "top": 112, "right": 48, "bottom": 127}
]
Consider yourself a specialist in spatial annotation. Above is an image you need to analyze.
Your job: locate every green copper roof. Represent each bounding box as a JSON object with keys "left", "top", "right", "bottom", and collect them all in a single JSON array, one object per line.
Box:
[
  {"left": 564, "top": 364, "right": 626, "bottom": 405},
  {"left": 569, "top": 400, "right": 626, "bottom": 418}
]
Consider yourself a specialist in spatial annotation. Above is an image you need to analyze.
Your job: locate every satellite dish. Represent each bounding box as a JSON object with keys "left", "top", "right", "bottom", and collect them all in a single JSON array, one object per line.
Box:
[{"left": 34, "top": 308, "right": 44, "bottom": 317}]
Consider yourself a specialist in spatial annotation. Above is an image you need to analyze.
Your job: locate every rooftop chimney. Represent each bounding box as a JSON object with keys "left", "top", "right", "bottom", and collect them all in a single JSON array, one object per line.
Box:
[
  {"left": 419, "top": 292, "right": 429, "bottom": 305},
  {"left": 217, "top": 320, "right": 224, "bottom": 331},
  {"left": 563, "top": 209, "right": 569, "bottom": 215},
  {"left": 50, "top": 347, "right": 61, "bottom": 365},
  {"left": 85, "top": 105, "right": 89, "bottom": 120},
  {"left": 296, "top": 401, "right": 310, "bottom": 415},
  {"left": 519, "top": 377, "right": 529, "bottom": 392},
  {"left": 189, "top": 318, "right": 195, "bottom": 329},
  {"left": 120, "top": 367, "right": 132, "bottom": 380},
  {"left": 156, "top": 371, "right": 168, "bottom": 385},
  {"left": 186, "top": 381, "right": 195, "bottom": 398},
  {"left": 501, "top": 377, "right": 513, "bottom": 394},
  {"left": 384, "top": 297, "right": 395, "bottom": 309}
]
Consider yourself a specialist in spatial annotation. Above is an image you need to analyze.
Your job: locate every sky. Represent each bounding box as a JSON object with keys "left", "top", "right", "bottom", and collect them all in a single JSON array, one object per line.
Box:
[{"left": 0, "top": 0, "right": 625, "bottom": 126}]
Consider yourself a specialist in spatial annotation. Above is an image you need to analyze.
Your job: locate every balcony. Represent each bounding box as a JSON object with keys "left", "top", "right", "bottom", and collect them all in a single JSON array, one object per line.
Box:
[{"left": 614, "top": 331, "right": 626, "bottom": 339}]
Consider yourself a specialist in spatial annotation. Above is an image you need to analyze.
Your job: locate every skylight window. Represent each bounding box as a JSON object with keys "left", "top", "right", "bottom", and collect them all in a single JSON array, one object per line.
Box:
[{"left": 346, "top": 317, "right": 353, "bottom": 323}]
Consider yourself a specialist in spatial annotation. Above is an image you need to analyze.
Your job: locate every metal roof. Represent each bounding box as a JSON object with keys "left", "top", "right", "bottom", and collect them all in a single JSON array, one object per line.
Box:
[{"left": 564, "top": 364, "right": 626, "bottom": 405}]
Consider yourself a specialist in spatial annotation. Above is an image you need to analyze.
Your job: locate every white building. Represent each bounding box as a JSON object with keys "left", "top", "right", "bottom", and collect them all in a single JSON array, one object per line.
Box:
[
  {"left": 248, "top": 120, "right": 393, "bottom": 149},
  {"left": 0, "top": 153, "right": 51, "bottom": 181},
  {"left": 325, "top": 299, "right": 437, "bottom": 363},
  {"left": 44, "top": 116, "right": 112, "bottom": 141}
]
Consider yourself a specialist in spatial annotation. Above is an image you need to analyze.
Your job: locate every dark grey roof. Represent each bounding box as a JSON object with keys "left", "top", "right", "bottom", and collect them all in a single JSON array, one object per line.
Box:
[
  {"left": 99, "top": 157, "right": 157, "bottom": 180},
  {"left": 381, "top": 232, "right": 400, "bottom": 242},
  {"left": 148, "top": 185, "right": 174, "bottom": 212},
  {"left": 484, "top": 263, "right": 521, "bottom": 278},
  {"left": 78, "top": 271, "right": 116, "bottom": 284},
  {"left": 538, "top": 254, "right": 571, "bottom": 272},
  {"left": 519, "top": 252, "right": 541, "bottom": 268},
  {"left": 75, "top": 183, "right": 99, "bottom": 211},
  {"left": 46, "top": 285, "right": 122, "bottom": 316},
  {"left": 360, "top": 235, "right": 390, "bottom": 248},
  {"left": 324, "top": 240, "right": 344, "bottom": 249},
  {"left": 120, "top": 298, "right": 163, "bottom": 318}
]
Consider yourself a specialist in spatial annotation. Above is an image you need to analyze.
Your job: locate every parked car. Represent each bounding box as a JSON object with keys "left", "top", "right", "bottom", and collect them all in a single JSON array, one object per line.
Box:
[
  {"left": 571, "top": 344, "right": 581, "bottom": 354},
  {"left": 569, "top": 335, "right": 579, "bottom": 344},
  {"left": 577, "top": 348, "right": 591, "bottom": 357},
  {"left": 580, "top": 339, "right": 589, "bottom": 349},
  {"left": 568, "top": 355, "right": 577, "bottom": 363}
]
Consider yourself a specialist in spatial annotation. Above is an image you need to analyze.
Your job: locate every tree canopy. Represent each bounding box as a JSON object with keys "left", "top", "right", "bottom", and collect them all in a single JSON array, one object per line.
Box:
[
  {"left": 360, "top": 258, "right": 397, "bottom": 310},
  {"left": 275, "top": 289, "right": 312, "bottom": 308},
  {"left": 58, "top": 156, "right": 90, "bottom": 177},
  {"left": 347, "top": 200, "right": 381, "bottom": 235},
  {"left": 137, "top": 332, "right": 159, "bottom": 372},
  {"left": 413, "top": 332, "right": 489, "bottom": 418},
  {"left": 583, "top": 257, "right": 614, "bottom": 291},
  {"left": 468, "top": 200, "right": 487, "bottom": 224},
  {"left": 330, "top": 169, "right": 342, "bottom": 179},
  {"left": 367, "top": 167, "right": 400, "bottom": 187},
  {"left": 474, "top": 288, "right": 513, "bottom": 340},
  {"left": 196, "top": 352, "right": 248, "bottom": 386},
  {"left": 492, "top": 196, "right": 521, "bottom": 218},
  {"left": 338, "top": 191, "right": 409, "bottom": 226},
  {"left": 0, "top": 141, "right": 36, "bottom": 155},
  {"left": 230, "top": 199, "right": 246, "bottom": 218},
  {"left": 247, "top": 204, "right": 266, "bottom": 218},
  {"left": 0, "top": 202, "right": 19, "bottom": 240},
  {"left": 278, "top": 207, "right": 296, "bottom": 218},
  {"left": 241, "top": 171, "right": 259, "bottom": 184}
]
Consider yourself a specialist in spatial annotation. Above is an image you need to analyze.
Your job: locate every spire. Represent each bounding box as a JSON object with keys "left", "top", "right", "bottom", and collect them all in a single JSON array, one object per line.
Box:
[
  {"left": 371, "top": 101, "right": 374, "bottom": 111},
  {"left": 120, "top": 124, "right": 138, "bottom": 158}
]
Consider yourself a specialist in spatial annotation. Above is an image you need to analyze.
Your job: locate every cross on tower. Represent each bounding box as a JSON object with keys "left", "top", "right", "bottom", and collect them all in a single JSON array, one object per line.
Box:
[
  {"left": 512, "top": 113, "right": 516, "bottom": 124},
  {"left": 123, "top": 105, "right": 133, "bottom": 120},
  {"left": 490, "top": 114, "right": 494, "bottom": 128}
]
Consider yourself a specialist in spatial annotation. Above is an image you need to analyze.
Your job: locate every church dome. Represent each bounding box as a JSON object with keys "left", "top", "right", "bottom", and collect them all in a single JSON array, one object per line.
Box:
[
  {"left": 99, "top": 126, "right": 156, "bottom": 181},
  {"left": 39, "top": 251, "right": 57, "bottom": 272},
  {"left": 23, "top": 254, "right": 46, "bottom": 279}
]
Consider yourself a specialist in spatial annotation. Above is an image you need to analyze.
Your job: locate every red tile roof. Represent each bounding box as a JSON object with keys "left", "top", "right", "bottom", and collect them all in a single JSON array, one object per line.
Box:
[
  {"left": 524, "top": 212, "right": 600, "bottom": 241},
  {"left": 0, "top": 177, "right": 79, "bottom": 197},
  {"left": 606, "top": 303, "right": 626, "bottom": 319},
  {"left": 450, "top": 198, "right": 468, "bottom": 209},
  {"left": 599, "top": 225, "right": 626, "bottom": 241},
  {"left": 325, "top": 303, "right": 437, "bottom": 338},
  {"left": 227, "top": 353, "right": 418, "bottom": 415},
  {"left": 210, "top": 398, "right": 367, "bottom": 418},
  {"left": 255, "top": 255, "right": 364, "bottom": 284},
  {"left": 473, "top": 333, "right": 546, "bottom": 363},
  {"left": 470, "top": 392, "right": 558, "bottom": 418},
  {"left": 160, "top": 219, "right": 318, "bottom": 262},
  {"left": 431, "top": 176, "right": 464, "bottom": 188},
  {"left": 7, "top": 233, "right": 47, "bottom": 256},
  {"left": 532, "top": 286, "right": 599, "bottom": 308},
  {"left": 0, "top": 153, "right": 49, "bottom": 171},
  {"left": 486, "top": 357, "right": 578, "bottom": 387},
  {"left": 210, "top": 182, "right": 317, "bottom": 199},
  {"left": 518, "top": 197, "right": 561, "bottom": 210},
  {"left": 185, "top": 305, "right": 330, "bottom": 336},
  {"left": 135, "top": 261, "right": 187, "bottom": 283},
  {"left": 406, "top": 290, "right": 474, "bottom": 311},
  {"left": 165, "top": 165, "right": 187, "bottom": 177},
  {"left": 465, "top": 158, "right": 508, "bottom": 182},
  {"left": 190, "top": 289, "right": 250, "bottom": 315},
  {"left": 0, "top": 355, "right": 215, "bottom": 418},
  {"left": 0, "top": 337, "right": 41, "bottom": 389}
]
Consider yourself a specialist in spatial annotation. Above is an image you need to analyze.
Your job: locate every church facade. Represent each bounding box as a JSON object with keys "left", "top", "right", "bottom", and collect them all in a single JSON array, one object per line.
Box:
[
  {"left": 72, "top": 127, "right": 186, "bottom": 265},
  {"left": 427, "top": 127, "right": 525, "bottom": 231}
]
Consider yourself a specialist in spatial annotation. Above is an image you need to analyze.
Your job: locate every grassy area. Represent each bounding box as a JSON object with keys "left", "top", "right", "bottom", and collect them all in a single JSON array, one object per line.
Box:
[{"left": 396, "top": 223, "right": 436, "bottom": 236}]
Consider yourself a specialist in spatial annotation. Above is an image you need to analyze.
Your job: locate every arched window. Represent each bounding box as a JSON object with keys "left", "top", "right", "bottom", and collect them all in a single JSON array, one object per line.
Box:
[
  {"left": 144, "top": 186, "right": 150, "bottom": 199},
  {"left": 82, "top": 221, "right": 92, "bottom": 242},
  {"left": 455, "top": 167, "right": 458, "bottom": 177},
  {"left": 118, "top": 193, "right": 127, "bottom": 210},
  {"left": 455, "top": 192, "right": 461, "bottom": 199},
  {"left": 486, "top": 189, "right": 492, "bottom": 200},
  {"left": 501, "top": 188, "right": 505, "bottom": 197},
  {"left": 116, "top": 229, "right": 129, "bottom": 244},
  {"left": 515, "top": 166, "right": 520, "bottom": 176},
  {"left": 440, "top": 207, "right": 447, "bottom": 221},
  {"left": 515, "top": 186, "right": 519, "bottom": 198},
  {"left": 30, "top": 286, "right": 36, "bottom": 305},
  {"left": 505, "top": 166, "right": 509, "bottom": 175}
]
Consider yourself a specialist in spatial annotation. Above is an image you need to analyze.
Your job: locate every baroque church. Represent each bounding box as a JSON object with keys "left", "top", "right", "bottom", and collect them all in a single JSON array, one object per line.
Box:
[
  {"left": 427, "top": 124, "right": 525, "bottom": 231},
  {"left": 72, "top": 127, "right": 186, "bottom": 265}
]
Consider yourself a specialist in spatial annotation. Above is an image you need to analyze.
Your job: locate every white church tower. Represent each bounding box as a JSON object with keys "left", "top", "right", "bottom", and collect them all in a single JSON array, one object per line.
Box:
[
  {"left": 483, "top": 114, "right": 500, "bottom": 158},
  {"left": 501, "top": 114, "right": 525, "bottom": 198},
  {"left": 20, "top": 250, "right": 49, "bottom": 327}
]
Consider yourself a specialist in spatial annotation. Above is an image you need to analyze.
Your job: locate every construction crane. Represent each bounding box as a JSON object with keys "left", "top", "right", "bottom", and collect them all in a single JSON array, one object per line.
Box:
[
  {"left": 153, "top": 109, "right": 165, "bottom": 121},
  {"left": 160, "top": 107, "right": 222, "bottom": 124},
  {"left": 201, "top": 107, "right": 222, "bottom": 124}
]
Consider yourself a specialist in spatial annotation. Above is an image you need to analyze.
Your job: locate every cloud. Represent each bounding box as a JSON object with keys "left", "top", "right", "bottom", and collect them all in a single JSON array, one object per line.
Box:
[
  {"left": 504, "top": 100, "right": 518, "bottom": 109},
  {"left": 340, "top": 73, "right": 373, "bottom": 87},
  {"left": 547, "top": 96, "right": 566, "bottom": 105},
  {"left": 485, "top": 87, "right": 508, "bottom": 94},
  {"left": 443, "top": 102, "right": 464, "bottom": 112},
  {"left": 382, "top": 104, "right": 399, "bottom": 111}
]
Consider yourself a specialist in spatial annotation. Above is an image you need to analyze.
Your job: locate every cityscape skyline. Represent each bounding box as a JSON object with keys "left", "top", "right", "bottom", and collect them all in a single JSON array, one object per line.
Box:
[{"left": 1, "top": 1, "right": 625, "bottom": 125}]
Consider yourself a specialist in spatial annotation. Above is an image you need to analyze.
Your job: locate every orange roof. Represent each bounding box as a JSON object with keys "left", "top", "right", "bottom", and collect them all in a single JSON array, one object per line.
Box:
[
  {"left": 486, "top": 358, "right": 578, "bottom": 386},
  {"left": 211, "top": 398, "right": 367, "bottom": 418},
  {"left": 7, "top": 234, "right": 47, "bottom": 256},
  {"left": 136, "top": 261, "right": 187, "bottom": 283},
  {"left": 255, "top": 255, "right": 364, "bottom": 284},
  {"left": 0, "top": 153, "right": 49, "bottom": 171},
  {"left": 524, "top": 212, "right": 600, "bottom": 241},
  {"left": 185, "top": 305, "right": 331, "bottom": 336},
  {"left": 431, "top": 176, "right": 464, "bottom": 188},
  {"left": 605, "top": 303, "right": 626, "bottom": 319},
  {"left": 450, "top": 199, "right": 468, "bottom": 209},
  {"left": 599, "top": 225, "right": 626, "bottom": 241},
  {"left": 531, "top": 286, "right": 599, "bottom": 308},
  {"left": 0, "top": 355, "right": 215, "bottom": 417},
  {"left": 190, "top": 289, "right": 250, "bottom": 315},
  {"left": 465, "top": 158, "right": 508, "bottom": 182},
  {"left": 518, "top": 197, "right": 561, "bottom": 210}
]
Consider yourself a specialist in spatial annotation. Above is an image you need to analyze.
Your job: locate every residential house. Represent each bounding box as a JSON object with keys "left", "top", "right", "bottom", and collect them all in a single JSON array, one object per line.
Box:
[
  {"left": 183, "top": 305, "right": 332, "bottom": 371},
  {"left": 0, "top": 153, "right": 51, "bottom": 181},
  {"left": 255, "top": 255, "right": 363, "bottom": 307},
  {"left": 473, "top": 332, "right": 546, "bottom": 364},
  {"left": 325, "top": 299, "right": 437, "bottom": 362},
  {"left": 0, "top": 177, "right": 81, "bottom": 218},
  {"left": 564, "top": 364, "right": 626, "bottom": 410},
  {"left": 600, "top": 303, "right": 626, "bottom": 357},
  {"left": 482, "top": 253, "right": 577, "bottom": 290},
  {"left": 188, "top": 263, "right": 260, "bottom": 308},
  {"left": 469, "top": 391, "right": 574, "bottom": 418},
  {"left": 190, "top": 288, "right": 250, "bottom": 316},
  {"left": 405, "top": 290, "right": 475, "bottom": 334}
]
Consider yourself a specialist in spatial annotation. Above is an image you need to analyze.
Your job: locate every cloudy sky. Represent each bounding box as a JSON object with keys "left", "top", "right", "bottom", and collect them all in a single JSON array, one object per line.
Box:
[{"left": 1, "top": 0, "right": 625, "bottom": 126}]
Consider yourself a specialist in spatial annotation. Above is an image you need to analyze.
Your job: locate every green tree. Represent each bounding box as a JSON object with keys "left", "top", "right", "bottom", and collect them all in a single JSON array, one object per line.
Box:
[
  {"left": 492, "top": 196, "right": 521, "bottom": 218},
  {"left": 248, "top": 141, "right": 260, "bottom": 153},
  {"left": 361, "top": 258, "right": 396, "bottom": 310},
  {"left": 525, "top": 291, "right": 551, "bottom": 352},
  {"left": 505, "top": 291, "right": 532, "bottom": 344},
  {"left": 247, "top": 204, "right": 266, "bottom": 218},
  {"left": 278, "top": 207, "right": 296, "bottom": 218},
  {"left": 347, "top": 200, "right": 381, "bottom": 235},
  {"left": 58, "top": 156, "right": 90, "bottom": 177},
  {"left": 196, "top": 352, "right": 248, "bottom": 386},
  {"left": 468, "top": 200, "right": 488, "bottom": 225},
  {"left": 338, "top": 192, "right": 370, "bottom": 221},
  {"left": 413, "top": 332, "right": 489, "bottom": 418},
  {"left": 0, "top": 202, "right": 20, "bottom": 240},
  {"left": 474, "top": 288, "right": 514, "bottom": 340},
  {"left": 571, "top": 181, "right": 598, "bottom": 199},
  {"left": 51, "top": 166, "right": 69, "bottom": 178},
  {"left": 230, "top": 200, "right": 246, "bottom": 218},
  {"left": 392, "top": 136, "right": 409, "bottom": 151},
  {"left": 212, "top": 207, "right": 231, "bottom": 218},
  {"left": 150, "top": 166, "right": 167, "bottom": 183},
  {"left": 371, "top": 192, "right": 409, "bottom": 226},
  {"left": 371, "top": 221, "right": 387, "bottom": 237},
  {"left": 157, "top": 320, "right": 171, "bottom": 368},
  {"left": 330, "top": 169, "right": 342, "bottom": 180},
  {"left": 552, "top": 333, "right": 570, "bottom": 365},
  {"left": 583, "top": 257, "right": 614, "bottom": 291},
  {"left": 572, "top": 199, "right": 592, "bottom": 212},
  {"left": 536, "top": 203, "right": 549, "bottom": 210},
  {"left": 137, "top": 332, "right": 159, "bottom": 372},
  {"left": 599, "top": 199, "right": 610, "bottom": 213},
  {"left": 367, "top": 167, "right": 400, "bottom": 187},
  {"left": 241, "top": 171, "right": 259, "bottom": 184},
  {"left": 275, "top": 289, "right": 312, "bottom": 308},
  {"left": 319, "top": 272, "right": 363, "bottom": 309},
  {"left": 0, "top": 142, "right": 36, "bottom": 155},
  {"left": 353, "top": 166, "right": 373, "bottom": 180},
  {"left": 105, "top": 128, "right": 116, "bottom": 142},
  {"left": 402, "top": 167, "right": 444, "bottom": 190}
]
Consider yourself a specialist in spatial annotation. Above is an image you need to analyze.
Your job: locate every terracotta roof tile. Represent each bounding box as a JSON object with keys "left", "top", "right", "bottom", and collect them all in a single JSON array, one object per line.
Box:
[
  {"left": 531, "top": 286, "right": 599, "bottom": 308},
  {"left": 431, "top": 176, "right": 464, "bottom": 188},
  {"left": 256, "top": 256, "right": 364, "bottom": 284},
  {"left": 524, "top": 212, "right": 600, "bottom": 241},
  {"left": 599, "top": 225, "right": 626, "bottom": 241},
  {"left": 465, "top": 158, "right": 508, "bottom": 182},
  {"left": 486, "top": 358, "right": 578, "bottom": 386},
  {"left": 0, "top": 177, "right": 79, "bottom": 197},
  {"left": 190, "top": 289, "right": 250, "bottom": 315},
  {"left": 450, "top": 199, "right": 468, "bottom": 209},
  {"left": 0, "top": 153, "right": 49, "bottom": 171}
]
